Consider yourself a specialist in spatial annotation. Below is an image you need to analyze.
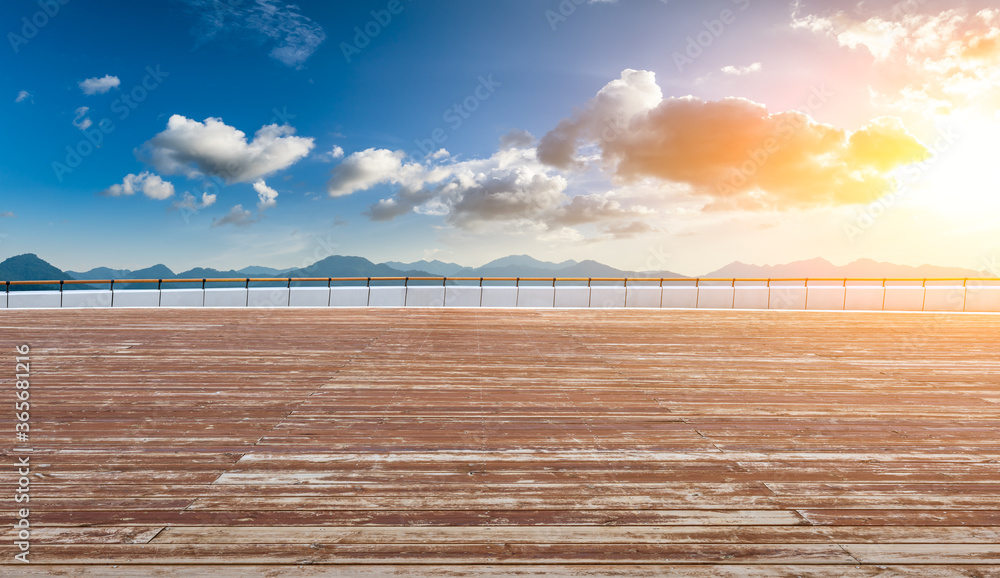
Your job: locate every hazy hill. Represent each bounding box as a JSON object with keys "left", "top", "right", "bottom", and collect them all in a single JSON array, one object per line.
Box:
[
  {"left": 383, "top": 260, "right": 465, "bottom": 277},
  {"left": 287, "top": 256, "right": 435, "bottom": 279},
  {"left": 704, "top": 258, "right": 990, "bottom": 279},
  {"left": 0, "top": 254, "right": 77, "bottom": 290}
]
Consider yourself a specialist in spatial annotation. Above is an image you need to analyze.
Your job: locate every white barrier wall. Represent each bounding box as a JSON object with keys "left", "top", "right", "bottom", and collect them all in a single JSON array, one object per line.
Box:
[
  {"left": 160, "top": 289, "right": 204, "bottom": 308},
  {"left": 113, "top": 290, "right": 160, "bottom": 308},
  {"left": 62, "top": 290, "right": 113, "bottom": 308},
  {"left": 965, "top": 285, "right": 1000, "bottom": 313},
  {"left": 7, "top": 281, "right": 1000, "bottom": 312},
  {"left": 883, "top": 286, "right": 925, "bottom": 312},
  {"left": 806, "top": 287, "right": 845, "bottom": 311},
  {"left": 844, "top": 286, "right": 885, "bottom": 311},
  {"left": 369, "top": 287, "right": 406, "bottom": 307},
  {"left": 289, "top": 287, "right": 330, "bottom": 308},
  {"left": 445, "top": 286, "right": 482, "bottom": 308},
  {"left": 9, "top": 291, "right": 62, "bottom": 309},
  {"left": 661, "top": 287, "right": 699, "bottom": 309},
  {"left": 330, "top": 287, "right": 369, "bottom": 307},
  {"left": 205, "top": 288, "right": 248, "bottom": 308},
  {"left": 923, "top": 286, "right": 966, "bottom": 312},
  {"left": 733, "top": 286, "right": 769, "bottom": 310},
  {"left": 248, "top": 288, "right": 289, "bottom": 308},
  {"left": 517, "top": 287, "right": 555, "bottom": 308},
  {"left": 626, "top": 286, "right": 662, "bottom": 308},
  {"left": 591, "top": 287, "right": 626, "bottom": 309},
  {"left": 769, "top": 286, "right": 808, "bottom": 310},
  {"left": 481, "top": 287, "right": 518, "bottom": 308},
  {"left": 697, "top": 286, "right": 734, "bottom": 309},
  {"left": 554, "top": 287, "right": 591, "bottom": 308},
  {"left": 406, "top": 286, "right": 445, "bottom": 307}
]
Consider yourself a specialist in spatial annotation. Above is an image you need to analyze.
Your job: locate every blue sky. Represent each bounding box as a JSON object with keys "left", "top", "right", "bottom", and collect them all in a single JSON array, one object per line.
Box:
[{"left": 3, "top": 0, "right": 1000, "bottom": 275}]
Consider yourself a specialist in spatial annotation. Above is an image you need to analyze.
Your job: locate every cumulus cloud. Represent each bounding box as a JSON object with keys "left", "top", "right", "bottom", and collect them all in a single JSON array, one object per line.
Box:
[
  {"left": 499, "top": 129, "right": 536, "bottom": 150},
  {"left": 103, "top": 172, "right": 176, "bottom": 200},
  {"left": 721, "top": 62, "right": 762, "bottom": 76},
  {"left": 547, "top": 193, "right": 654, "bottom": 227},
  {"left": 253, "top": 179, "right": 278, "bottom": 209},
  {"left": 319, "top": 145, "right": 345, "bottom": 162},
  {"left": 538, "top": 68, "right": 663, "bottom": 170},
  {"left": 79, "top": 75, "right": 120, "bottom": 95},
  {"left": 328, "top": 144, "right": 655, "bottom": 237},
  {"left": 793, "top": 5, "right": 1000, "bottom": 113},
  {"left": 538, "top": 69, "right": 929, "bottom": 210},
  {"left": 171, "top": 192, "right": 217, "bottom": 213},
  {"left": 177, "top": 0, "right": 325, "bottom": 68},
  {"left": 138, "top": 115, "right": 315, "bottom": 183},
  {"left": 212, "top": 204, "right": 258, "bottom": 227},
  {"left": 72, "top": 107, "right": 93, "bottom": 131},
  {"left": 15, "top": 90, "right": 31, "bottom": 104},
  {"left": 326, "top": 148, "right": 435, "bottom": 198}
]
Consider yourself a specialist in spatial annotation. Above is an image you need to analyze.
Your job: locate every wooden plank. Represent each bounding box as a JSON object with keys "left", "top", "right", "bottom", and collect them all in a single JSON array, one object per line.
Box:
[{"left": 1, "top": 308, "right": 999, "bottom": 570}]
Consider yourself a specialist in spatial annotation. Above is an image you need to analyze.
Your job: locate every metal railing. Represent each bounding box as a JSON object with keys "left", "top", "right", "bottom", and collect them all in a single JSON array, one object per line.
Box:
[{"left": 2, "top": 276, "right": 998, "bottom": 291}]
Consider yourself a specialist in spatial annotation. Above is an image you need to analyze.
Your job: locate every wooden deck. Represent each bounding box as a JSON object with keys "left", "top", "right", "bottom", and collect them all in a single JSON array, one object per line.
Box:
[{"left": 2, "top": 308, "right": 999, "bottom": 576}]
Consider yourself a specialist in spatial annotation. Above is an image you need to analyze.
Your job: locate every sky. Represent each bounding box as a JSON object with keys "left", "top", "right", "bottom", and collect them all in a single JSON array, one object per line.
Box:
[{"left": 2, "top": 0, "right": 1000, "bottom": 276}]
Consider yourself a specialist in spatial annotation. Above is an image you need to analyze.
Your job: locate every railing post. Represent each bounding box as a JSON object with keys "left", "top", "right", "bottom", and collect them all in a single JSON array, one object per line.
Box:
[
  {"left": 60, "top": 280, "right": 64, "bottom": 308},
  {"left": 766, "top": 279, "right": 771, "bottom": 310},
  {"left": 804, "top": 278, "right": 809, "bottom": 311},
  {"left": 882, "top": 278, "right": 887, "bottom": 311},
  {"left": 110, "top": 279, "right": 115, "bottom": 308}
]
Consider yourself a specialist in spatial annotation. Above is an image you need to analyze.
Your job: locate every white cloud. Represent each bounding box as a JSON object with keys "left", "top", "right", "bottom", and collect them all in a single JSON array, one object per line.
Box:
[
  {"left": 792, "top": 6, "right": 1000, "bottom": 114},
  {"left": 103, "top": 172, "right": 176, "bottom": 200},
  {"left": 253, "top": 179, "right": 279, "bottom": 209},
  {"left": 15, "top": 90, "right": 31, "bottom": 104},
  {"left": 178, "top": 0, "right": 325, "bottom": 68},
  {"left": 79, "top": 75, "right": 121, "bottom": 95},
  {"left": 536, "top": 69, "right": 928, "bottom": 210},
  {"left": 330, "top": 144, "right": 655, "bottom": 237},
  {"left": 537, "top": 68, "right": 663, "bottom": 170},
  {"left": 171, "top": 191, "right": 217, "bottom": 213},
  {"left": 326, "top": 148, "right": 435, "bottom": 198},
  {"left": 721, "top": 62, "right": 762, "bottom": 76},
  {"left": 138, "top": 115, "right": 315, "bottom": 183},
  {"left": 319, "top": 145, "right": 344, "bottom": 162},
  {"left": 212, "top": 204, "right": 257, "bottom": 227},
  {"left": 72, "top": 106, "right": 92, "bottom": 131}
]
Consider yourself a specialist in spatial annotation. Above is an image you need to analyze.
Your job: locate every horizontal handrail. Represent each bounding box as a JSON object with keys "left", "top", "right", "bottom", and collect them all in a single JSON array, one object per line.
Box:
[{"left": 1, "top": 275, "right": 997, "bottom": 292}]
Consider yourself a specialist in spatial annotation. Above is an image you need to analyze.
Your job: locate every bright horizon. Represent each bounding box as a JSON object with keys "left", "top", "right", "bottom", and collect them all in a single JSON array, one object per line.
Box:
[{"left": 3, "top": 0, "right": 1000, "bottom": 276}]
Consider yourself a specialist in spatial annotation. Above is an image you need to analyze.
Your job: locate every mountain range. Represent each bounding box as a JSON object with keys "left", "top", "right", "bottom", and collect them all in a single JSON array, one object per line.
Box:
[{"left": 0, "top": 254, "right": 992, "bottom": 289}]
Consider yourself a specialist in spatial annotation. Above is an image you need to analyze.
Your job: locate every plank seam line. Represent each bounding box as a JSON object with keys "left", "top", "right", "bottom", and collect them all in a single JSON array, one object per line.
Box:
[
  {"left": 837, "top": 544, "right": 863, "bottom": 565},
  {"left": 144, "top": 527, "right": 167, "bottom": 544}
]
